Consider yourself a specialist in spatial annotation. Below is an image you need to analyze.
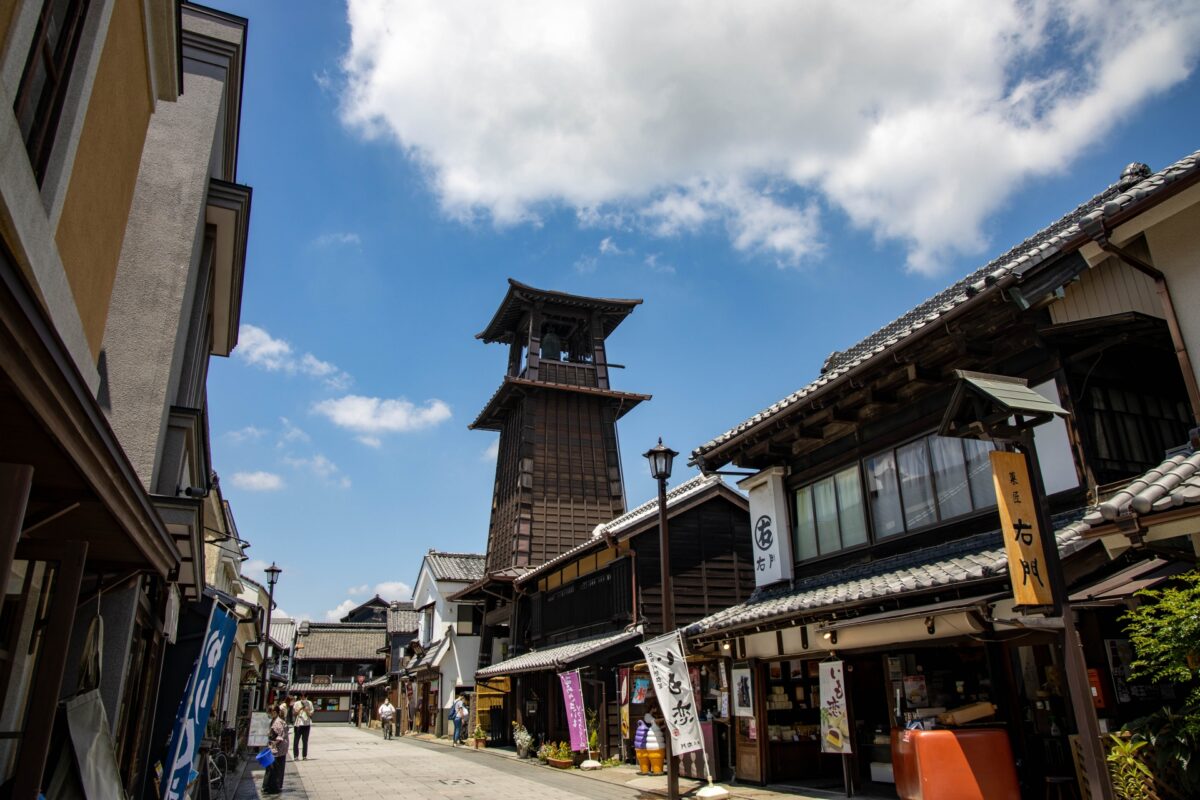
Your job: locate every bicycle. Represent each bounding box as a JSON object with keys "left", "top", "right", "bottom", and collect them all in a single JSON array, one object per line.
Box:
[
  {"left": 206, "top": 748, "right": 230, "bottom": 800},
  {"left": 382, "top": 717, "right": 395, "bottom": 739}
]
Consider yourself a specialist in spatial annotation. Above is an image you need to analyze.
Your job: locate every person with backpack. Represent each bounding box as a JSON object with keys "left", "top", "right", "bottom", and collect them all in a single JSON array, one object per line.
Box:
[{"left": 450, "top": 695, "right": 467, "bottom": 746}]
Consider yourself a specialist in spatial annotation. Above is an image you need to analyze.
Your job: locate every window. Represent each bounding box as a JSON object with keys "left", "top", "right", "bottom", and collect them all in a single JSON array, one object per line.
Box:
[
  {"left": 792, "top": 465, "right": 869, "bottom": 559},
  {"left": 420, "top": 606, "right": 434, "bottom": 645},
  {"left": 14, "top": 0, "right": 91, "bottom": 184},
  {"left": 456, "top": 605, "right": 480, "bottom": 636},
  {"left": 867, "top": 435, "right": 997, "bottom": 538}
]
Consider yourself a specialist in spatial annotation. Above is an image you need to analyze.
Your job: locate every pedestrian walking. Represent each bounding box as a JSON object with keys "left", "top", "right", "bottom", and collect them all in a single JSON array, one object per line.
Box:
[
  {"left": 450, "top": 695, "right": 468, "bottom": 746},
  {"left": 292, "top": 692, "right": 314, "bottom": 760},
  {"left": 262, "top": 705, "right": 288, "bottom": 795},
  {"left": 379, "top": 697, "right": 396, "bottom": 740}
]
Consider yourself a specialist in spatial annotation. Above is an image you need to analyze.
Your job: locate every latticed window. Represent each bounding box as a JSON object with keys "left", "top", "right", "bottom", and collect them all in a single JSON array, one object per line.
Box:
[{"left": 14, "top": 0, "right": 90, "bottom": 184}]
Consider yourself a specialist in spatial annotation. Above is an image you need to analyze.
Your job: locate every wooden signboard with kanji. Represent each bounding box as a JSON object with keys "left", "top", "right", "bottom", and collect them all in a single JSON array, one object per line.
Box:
[{"left": 990, "top": 450, "right": 1055, "bottom": 607}]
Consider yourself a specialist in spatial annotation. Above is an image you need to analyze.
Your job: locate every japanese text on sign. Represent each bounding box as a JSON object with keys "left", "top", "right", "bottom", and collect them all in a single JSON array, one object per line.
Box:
[
  {"left": 558, "top": 670, "right": 589, "bottom": 752},
  {"left": 819, "top": 660, "right": 852, "bottom": 755},
  {"left": 637, "top": 631, "right": 704, "bottom": 755},
  {"left": 990, "top": 450, "right": 1054, "bottom": 607}
]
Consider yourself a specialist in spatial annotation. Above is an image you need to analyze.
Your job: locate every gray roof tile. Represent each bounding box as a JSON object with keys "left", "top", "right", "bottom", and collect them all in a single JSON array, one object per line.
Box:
[
  {"left": 387, "top": 601, "right": 420, "bottom": 634},
  {"left": 1083, "top": 449, "right": 1200, "bottom": 524},
  {"left": 685, "top": 515, "right": 1092, "bottom": 638},
  {"left": 425, "top": 551, "right": 487, "bottom": 583},
  {"left": 693, "top": 150, "right": 1200, "bottom": 466},
  {"left": 294, "top": 623, "right": 387, "bottom": 661},
  {"left": 475, "top": 628, "right": 641, "bottom": 678}
]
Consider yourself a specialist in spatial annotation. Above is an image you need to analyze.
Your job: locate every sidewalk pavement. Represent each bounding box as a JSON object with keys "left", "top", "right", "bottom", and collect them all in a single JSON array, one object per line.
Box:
[{"left": 371, "top": 726, "right": 886, "bottom": 800}]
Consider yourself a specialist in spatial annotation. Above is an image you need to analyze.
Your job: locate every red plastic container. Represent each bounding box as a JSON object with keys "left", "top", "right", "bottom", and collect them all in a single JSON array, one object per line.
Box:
[{"left": 891, "top": 728, "right": 1020, "bottom": 800}]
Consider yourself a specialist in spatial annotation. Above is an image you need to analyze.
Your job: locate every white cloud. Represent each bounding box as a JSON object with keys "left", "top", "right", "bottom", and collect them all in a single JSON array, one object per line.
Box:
[
  {"left": 324, "top": 599, "right": 357, "bottom": 621},
  {"left": 347, "top": 583, "right": 370, "bottom": 596},
  {"left": 314, "top": 231, "right": 362, "bottom": 247},
  {"left": 242, "top": 558, "right": 273, "bottom": 584},
  {"left": 230, "top": 471, "right": 285, "bottom": 492},
  {"left": 374, "top": 581, "right": 412, "bottom": 601},
  {"left": 644, "top": 254, "right": 676, "bottom": 275},
  {"left": 278, "top": 417, "right": 311, "bottom": 446},
  {"left": 340, "top": 0, "right": 1200, "bottom": 273},
  {"left": 598, "top": 236, "right": 627, "bottom": 256},
  {"left": 313, "top": 395, "right": 452, "bottom": 440},
  {"left": 573, "top": 255, "right": 597, "bottom": 275},
  {"left": 226, "top": 425, "right": 266, "bottom": 444},
  {"left": 283, "top": 453, "right": 353, "bottom": 488},
  {"left": 481, "top": 438, "right": 500, "bottom": 461},
  {"left": 236, "top": 324, "right": 353, "bottom": 389}
]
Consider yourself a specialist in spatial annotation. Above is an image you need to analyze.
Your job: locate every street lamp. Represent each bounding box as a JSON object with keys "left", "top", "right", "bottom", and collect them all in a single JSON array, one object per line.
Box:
[
  {"left": 260, "top": 562, "right": 282, "bottom": 711},
  {"left": 643, "top": 438, "right": 679, "bottom": 800}
]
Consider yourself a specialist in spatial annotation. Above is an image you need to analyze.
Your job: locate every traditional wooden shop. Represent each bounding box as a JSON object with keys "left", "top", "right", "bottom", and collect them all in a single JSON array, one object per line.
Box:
[
  {"left": 686, "top": 156, "right": 1200, "bottom": 797},
  {"left": 474, "top": 472, "right": 754, "bottom": 767}
]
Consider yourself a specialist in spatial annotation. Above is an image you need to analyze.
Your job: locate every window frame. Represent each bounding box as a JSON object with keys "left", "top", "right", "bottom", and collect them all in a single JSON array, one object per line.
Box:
[{"left": 791, "top": 463, "right": 872, "bottom": 563}]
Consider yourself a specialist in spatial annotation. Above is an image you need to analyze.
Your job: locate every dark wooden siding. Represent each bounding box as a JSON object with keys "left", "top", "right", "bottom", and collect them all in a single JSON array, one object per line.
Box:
[{"left": 635, "top": 495, "right": 753, "bottom": 637}]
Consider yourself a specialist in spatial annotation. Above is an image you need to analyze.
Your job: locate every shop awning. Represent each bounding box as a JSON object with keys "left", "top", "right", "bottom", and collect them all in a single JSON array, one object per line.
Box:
[
  {"left": 363, "top": 675, "right": 389, "bottom": 689},
  {"left": 1068, "top": 558, "right": 1190, "bottom": 607},
  {"left": 288, "top": 681, "right": 356, "bottom": 694},
  {"left": 818, "top": 596, "right": 997, "bottom": 632},
  {"left": 475, "top": 628, "right": 641, "bottom": 678}
]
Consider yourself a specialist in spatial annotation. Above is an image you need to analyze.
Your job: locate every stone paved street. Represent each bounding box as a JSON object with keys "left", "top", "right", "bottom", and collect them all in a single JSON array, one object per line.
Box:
[{"left": 232, "top": 724, "right": 884, "bottom": 800}]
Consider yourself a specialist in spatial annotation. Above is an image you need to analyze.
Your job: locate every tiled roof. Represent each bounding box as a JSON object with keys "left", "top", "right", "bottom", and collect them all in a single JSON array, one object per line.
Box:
[
  {"left": 692, "top": 150, "right": 1200, "bottom": 467},
  {"left": 288, "top": 680, "right": 356, "bottom": 694},
  {"left": 425, "top": 551, "right": 487, "bottom": 583},
  {"left": 475, "top": 628, "right": 642, "bottom": 678},
  {"left": 1084, "top": 449, "right": 1200, "bottom": 523},
  {"left": 516, "top": 474, "right": 735, "bottom": 585},
  {"left": 685, "top": 516, "right": 1093, "bottom": 638},
  {"left": 293, "top": 623, "right": 387, "bottom": 661},
  {"left": 408, "top": 637, "right": 449, "bottom": 672},
  {"left": 269, "top": 618, "right": 296, "bottom": 650},
  {"left": 387, "top": 601, "right": 420, "bottom": 634}
]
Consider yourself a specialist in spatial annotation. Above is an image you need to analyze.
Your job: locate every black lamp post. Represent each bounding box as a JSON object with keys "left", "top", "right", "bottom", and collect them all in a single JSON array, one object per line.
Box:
[
  {"left": 260, "top": 562, "right": 282, "bottom": 711},
  {"left": 643, "top": 438, "right": 679, "bottom": 800}
]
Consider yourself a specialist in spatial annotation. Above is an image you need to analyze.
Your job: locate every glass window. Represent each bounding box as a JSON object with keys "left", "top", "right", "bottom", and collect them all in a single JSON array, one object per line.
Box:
[
  {"left": 865, "top": 451, "right": 905, "bottom": 538},
  {"left": 963, "top": 438, "right": 997, "bottom": 509},
  {"left": 812, "top": 476, "right": 840, "bottom": 555},
  {"left": 929, "top": 437, "right": 971, "bottom": 520},
  {"left": 835, "top": 467, "right": 869, "bottom": 547},
  {"left": 897, "top": 440, "right": 936, "bottom": 530},
  {"left": 793, "top": 486, "right": 819, "bottom": 561}
]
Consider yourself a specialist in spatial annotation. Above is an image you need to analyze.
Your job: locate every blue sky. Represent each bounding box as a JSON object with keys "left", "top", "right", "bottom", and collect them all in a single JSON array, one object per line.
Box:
[{"left": 206, "top": 0, "right": 1200, "bottom": 621}]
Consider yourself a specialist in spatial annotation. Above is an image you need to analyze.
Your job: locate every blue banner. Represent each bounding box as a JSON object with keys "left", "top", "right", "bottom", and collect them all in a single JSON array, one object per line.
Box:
[{"left": 162, "top": 601, "right": 238, "bottom": 799}]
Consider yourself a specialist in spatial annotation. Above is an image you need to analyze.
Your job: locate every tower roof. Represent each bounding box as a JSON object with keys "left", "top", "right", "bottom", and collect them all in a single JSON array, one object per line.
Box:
[
  {"left": 469, "top": 376, "right": 651, "bottom": 431},
  {"left": 476, "top": 279, "right": 642, "bottom": 344}
]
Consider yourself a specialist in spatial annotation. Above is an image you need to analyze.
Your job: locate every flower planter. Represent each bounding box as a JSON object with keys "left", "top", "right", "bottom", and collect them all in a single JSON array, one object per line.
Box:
[
  {"left": 588, "top": 750, "right": 601, "bottom": 762},
  {"left": 547, "top": 757, "right": 573, "bottom": 770},
  {"left": 473, "top": 738, "right": 487, "bottom": 750},
  {"left": 516, "top": 745, "right": 530, "bottom": 759}
]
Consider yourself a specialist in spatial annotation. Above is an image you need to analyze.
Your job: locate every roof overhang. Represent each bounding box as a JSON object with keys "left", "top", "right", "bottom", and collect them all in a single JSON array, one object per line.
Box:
[
  {"left": 1, "top": 245, "right": 179, "bottom": 577},
  {"left": 470, "top": 376, "right": 650, "bottom": 430},
  {"left": 153, "top": 495, "right": 205, "bottom": 601},
  {"left": 205, "top": 180, "right": 251, "bottom": 356},
  {"left": 476, "top": 279, "right": 642, "bottom": 344}
]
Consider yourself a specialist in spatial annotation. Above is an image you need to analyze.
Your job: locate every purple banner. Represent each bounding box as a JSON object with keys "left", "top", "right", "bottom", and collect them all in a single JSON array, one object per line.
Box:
[{"left": 558, "top": 670, "right": 588, "bottom": 752}]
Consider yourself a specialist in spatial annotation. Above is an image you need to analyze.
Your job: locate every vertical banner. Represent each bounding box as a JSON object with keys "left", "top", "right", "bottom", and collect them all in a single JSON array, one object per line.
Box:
[
  {"left": 162, "top": 602, "right": 238, "bottom": 799},
  {"left": 990, "top": 450, "right": 1055, "bottom": 607},
  {"left": 819, "top": 660, "right": 851, "bottom": 754},
  {"left": 638, "top": 631, "right": 703, "bottom": 755},
  {"left": 619, "top": 667, "right": 631, "bottom": 739},
  {"left": 558, "top": 670, "right": 589, "bottom": 752},
  {"left": 738, "top": 467, "right": 794, "bottom": 587}
]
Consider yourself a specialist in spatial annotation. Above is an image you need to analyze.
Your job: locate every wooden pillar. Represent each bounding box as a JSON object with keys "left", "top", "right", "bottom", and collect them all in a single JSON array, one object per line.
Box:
[{"left": 0, "top": 464, "right": 33, "bottom": 594}]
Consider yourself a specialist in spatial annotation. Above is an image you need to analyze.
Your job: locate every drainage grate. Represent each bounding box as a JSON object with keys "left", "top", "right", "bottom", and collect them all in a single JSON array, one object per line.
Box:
[{"left": 439, "top": 779, "right": 475, "bottom": 786}]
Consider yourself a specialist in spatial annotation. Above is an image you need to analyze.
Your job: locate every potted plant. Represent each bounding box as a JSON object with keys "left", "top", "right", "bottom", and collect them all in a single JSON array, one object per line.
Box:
[
  {"left": 536, "top": 742, "right": 551, "bottom": 764},
  {"left": 586, "top": 709, "right": 601, "bottom": 761},
  {"left": 547, "top": 741, "right": 574, "bottom": 769},
  {"left": 512, "top": 722, "right": 533, "bottom": 759},
  {"left": 1107, "top": 734, "right": 1153, "bottom": 800},
  {"left": 472, "top": 724, "right": 487, "bottom": 749}
]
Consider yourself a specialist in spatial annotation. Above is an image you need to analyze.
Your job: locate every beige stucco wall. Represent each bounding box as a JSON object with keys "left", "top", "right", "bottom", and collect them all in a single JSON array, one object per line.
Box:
[
  {"left": 1145, "top": 200, "right": 1200, "bottom": 395},
  {"left": 53, "top": 0, "right": 153, "bottom": 358}
]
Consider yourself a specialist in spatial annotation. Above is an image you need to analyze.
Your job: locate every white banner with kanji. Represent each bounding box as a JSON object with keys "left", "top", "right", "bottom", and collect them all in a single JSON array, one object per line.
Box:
[{"left": 637, "top": 631, "right": 703, "bottom": 755}]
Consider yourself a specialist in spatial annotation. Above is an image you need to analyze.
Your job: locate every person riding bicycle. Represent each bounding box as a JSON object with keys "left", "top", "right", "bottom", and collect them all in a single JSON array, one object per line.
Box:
[{"left": 379, "top": 697, "right": 396, "bottom": 739}]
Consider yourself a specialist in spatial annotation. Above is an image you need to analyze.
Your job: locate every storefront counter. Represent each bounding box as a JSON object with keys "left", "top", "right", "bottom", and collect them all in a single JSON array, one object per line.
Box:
[{"left": 892, "top": 728, "right": 1019, "bottom": 800}]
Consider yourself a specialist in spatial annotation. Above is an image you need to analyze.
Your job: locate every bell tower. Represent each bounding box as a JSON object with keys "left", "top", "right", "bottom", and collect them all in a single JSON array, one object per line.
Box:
[{"left": 471, "top": 280, "right": 650, "bottom": 572}]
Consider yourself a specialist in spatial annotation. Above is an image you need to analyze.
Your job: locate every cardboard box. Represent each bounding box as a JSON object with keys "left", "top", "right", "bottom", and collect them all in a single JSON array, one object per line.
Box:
[{"left": 937, "top": 702, "right": 996, "bottom": 726}]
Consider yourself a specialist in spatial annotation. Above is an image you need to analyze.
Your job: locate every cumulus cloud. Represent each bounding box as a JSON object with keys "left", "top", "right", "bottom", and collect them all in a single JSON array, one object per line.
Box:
[
  {"left": 340, "top": 0, "right": 1200, "bottom": 273},
  {"left": 324, "top": 599, "right": 357, "bottom": 621},
  {"left": 278, "top": 417, "right": 311, "bottom": 446},
  {"left": 230, "top": 471, "right": 285, "bottom": 492},
  {"left": 283, "top": 453, "right": 352, "bottom": 488},
  {"left": 374, "top": 581, "right": 412, "bottom": 601},
  {"left": 226, "top": 425, "right": 266, "bottom": 444},
  {"left": 313, "top": 395, "right": 452, "bottom": 443},
  {"left": 236, "top": 324, "right": 353, "bottom": 389},
  {"left": 348, "top": 583, "right": 370, "bottom": 596}
]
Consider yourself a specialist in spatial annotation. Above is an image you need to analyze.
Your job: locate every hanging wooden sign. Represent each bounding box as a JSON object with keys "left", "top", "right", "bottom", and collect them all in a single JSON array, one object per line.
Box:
[{"left": 990, "top": 450, "right": 1054, "bottom": 607}]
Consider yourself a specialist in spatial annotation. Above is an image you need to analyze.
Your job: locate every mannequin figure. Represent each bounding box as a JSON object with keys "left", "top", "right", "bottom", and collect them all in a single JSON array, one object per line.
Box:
[{"left": 633, "top": 713, "right": 665, "bottom": 775}]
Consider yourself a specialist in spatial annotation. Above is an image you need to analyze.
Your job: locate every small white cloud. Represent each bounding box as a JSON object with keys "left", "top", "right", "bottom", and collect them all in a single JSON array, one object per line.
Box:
[
  {"left": 357, "top": 435, "right": 383, "bottom": 448},
  {"left": 314, "top": 69, "right": 334, "bottom": 92},
  {"left": 324, "top": 599, "right": 357, "bottom": 621},
  {"left": 644, "top": 253, "right": 676, "bottom": 275},
  {"left": 481, "top": 438, "right": 500, "bottom": 461},
  {"left": 313, "top": 395, "right": 452, "bottom": 439},
  {"left": 278, "top": 417, "right": 311, "bottom": 447},
  {"left": 283, "top": 453, "right": 352, "bottom": 488},
  {"left": 374, "top": 581, "right": 413, "bottom": 601},
  {"left": 347, "top": 583, "right": 370, "bottom": 596},
  {"left": 573, "top": 255, "right": 597, "bottom": 275},
  {"left": 230, "top": 471, "right": 285, "bottom": 492},
  {"left": 598, "top": 236, "right": 628, "bottom": 256},
  {"left": 242, "top": 558, "right": 272, "bottom": 584},
  {"left": 226, "top": 425, "right": 266, "bottom": 444},
  {"left": 313, "top": 231, "right": 362, "bottom": 247},
  {"left": 236, "top": 324, "right": 352, "bottom": 389}
]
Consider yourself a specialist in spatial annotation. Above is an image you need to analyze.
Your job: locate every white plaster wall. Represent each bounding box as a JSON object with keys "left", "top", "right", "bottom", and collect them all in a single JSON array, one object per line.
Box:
[{"left": 1145, "top": 201, "right": 1200, "bottom": 395}]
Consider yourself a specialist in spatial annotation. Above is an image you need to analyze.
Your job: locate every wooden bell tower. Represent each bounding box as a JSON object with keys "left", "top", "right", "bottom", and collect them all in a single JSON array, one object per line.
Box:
[{"left": 471, "top": 280, "right": 650, "bottom": 572}]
